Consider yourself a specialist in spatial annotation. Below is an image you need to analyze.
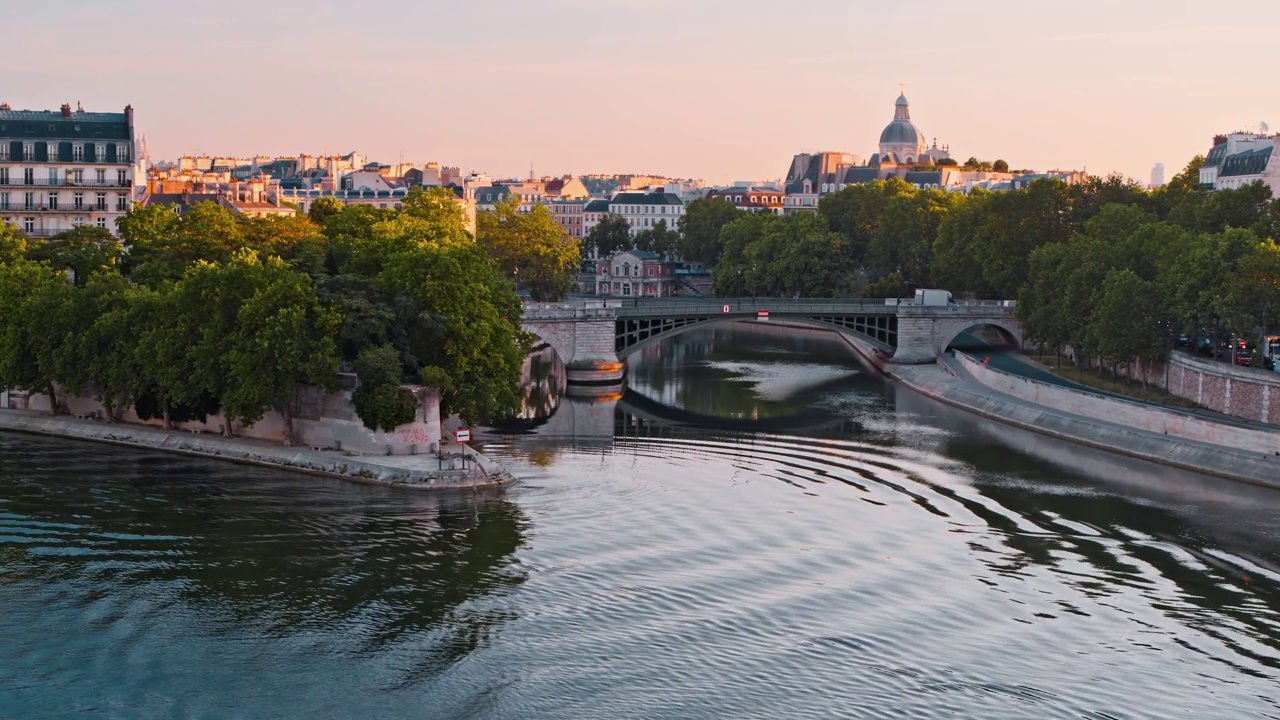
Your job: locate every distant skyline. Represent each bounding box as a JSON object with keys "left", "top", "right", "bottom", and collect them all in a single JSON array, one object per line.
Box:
[{"left": 7, "top": 0, "right": 1279, "bottom": 184}]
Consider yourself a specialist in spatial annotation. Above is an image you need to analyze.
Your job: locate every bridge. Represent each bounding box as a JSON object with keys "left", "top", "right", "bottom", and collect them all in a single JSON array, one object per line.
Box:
[{"left": 521, "top": 297, "right": 1020, "bottom": 385}]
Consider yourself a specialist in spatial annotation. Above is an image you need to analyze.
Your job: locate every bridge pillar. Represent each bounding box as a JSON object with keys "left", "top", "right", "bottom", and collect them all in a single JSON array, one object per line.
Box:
[{"left": 522, "top": 302, "right": 626, "bottom": 386}]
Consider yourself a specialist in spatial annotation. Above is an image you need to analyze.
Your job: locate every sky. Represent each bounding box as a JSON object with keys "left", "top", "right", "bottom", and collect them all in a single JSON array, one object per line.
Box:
[{"left": 8, "top": 0, "right": 1279, "bottom": 185}]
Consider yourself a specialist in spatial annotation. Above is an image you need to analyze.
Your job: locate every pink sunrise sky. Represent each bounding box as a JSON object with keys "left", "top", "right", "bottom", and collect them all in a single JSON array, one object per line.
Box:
[{"left": 8, "top": 0, "right": 1278, "bottom": 184}]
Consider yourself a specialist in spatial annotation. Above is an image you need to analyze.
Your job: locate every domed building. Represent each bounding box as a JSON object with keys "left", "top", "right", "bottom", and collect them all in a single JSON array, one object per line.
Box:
[
  {"left": 876, "top": 92, "right": 950, "bottom": 165},
  {"left": 879, "top": 93, "right": 926, "bottom": 162}
]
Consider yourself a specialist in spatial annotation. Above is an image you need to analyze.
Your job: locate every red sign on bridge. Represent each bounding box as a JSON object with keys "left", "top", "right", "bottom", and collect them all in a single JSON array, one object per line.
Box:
[{"left": 757, "top": 309, "right": 770, "bottom": 321}]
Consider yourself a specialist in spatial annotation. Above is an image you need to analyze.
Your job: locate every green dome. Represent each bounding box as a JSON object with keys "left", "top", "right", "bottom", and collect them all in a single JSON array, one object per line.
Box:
[{"left": 880, "top": 119, "right": 922, "bottom": 145}]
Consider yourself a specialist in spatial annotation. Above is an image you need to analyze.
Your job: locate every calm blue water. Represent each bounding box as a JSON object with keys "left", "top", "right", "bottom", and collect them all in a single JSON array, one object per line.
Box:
[{"left": 2, "top": 325, "right": 1279, "bottom": 718}]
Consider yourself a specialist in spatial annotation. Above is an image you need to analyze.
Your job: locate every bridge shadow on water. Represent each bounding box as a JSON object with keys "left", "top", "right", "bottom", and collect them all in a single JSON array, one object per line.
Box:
[{"left": 614, "top": 388, "right": 865, "bottom": 437}]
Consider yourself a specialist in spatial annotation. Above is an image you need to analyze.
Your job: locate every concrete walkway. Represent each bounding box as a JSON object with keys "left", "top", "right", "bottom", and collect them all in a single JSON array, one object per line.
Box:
[
  {"left": 887, "top": 355, "right": 1280, "bottom": 488},
  {"left": 0, "top": 409, "right": 515, "bottom": 490}
]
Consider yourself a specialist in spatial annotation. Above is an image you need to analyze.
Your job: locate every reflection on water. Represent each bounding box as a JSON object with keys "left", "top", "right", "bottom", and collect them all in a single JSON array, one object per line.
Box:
[{"left": 5, "top": 321, "right": 1280, "bottom": 718}]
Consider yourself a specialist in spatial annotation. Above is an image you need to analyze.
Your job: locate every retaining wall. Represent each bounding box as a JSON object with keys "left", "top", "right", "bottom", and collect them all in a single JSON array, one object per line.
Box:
[
  {"left": 957, "top": 353, "right": 1280, "bottom": 456},
  {"left": 0, "top": 382, "right": 443, "bottom": 456}
]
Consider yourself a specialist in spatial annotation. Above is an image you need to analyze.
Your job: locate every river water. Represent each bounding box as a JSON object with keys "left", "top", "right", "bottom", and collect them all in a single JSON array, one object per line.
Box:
[{"left": 3, "top": 324, "right": 1279, "bottom": 718}]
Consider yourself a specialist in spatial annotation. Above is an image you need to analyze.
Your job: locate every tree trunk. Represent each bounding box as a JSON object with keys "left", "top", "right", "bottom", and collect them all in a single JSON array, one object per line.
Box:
[
  {"left": 47, "top": 381, "right": 60, "bottom": 416},
  {"left": 103, "top": 401, "right": 117, "bottom": 423},
  {"left": 162, "top": 404, "right": 173, "bottom": 430},
  {"left": 281, "top": 396, "right": 297, "bottom": 447}
]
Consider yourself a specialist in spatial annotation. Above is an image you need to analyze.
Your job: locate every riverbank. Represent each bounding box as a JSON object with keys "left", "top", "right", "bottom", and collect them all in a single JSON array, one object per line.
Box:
[
  {"left": 0, "top": 409, "right": 515, "bottom": 490},
  {"left": 884, "top": 356, "right": 1280, "bottom": 488}
]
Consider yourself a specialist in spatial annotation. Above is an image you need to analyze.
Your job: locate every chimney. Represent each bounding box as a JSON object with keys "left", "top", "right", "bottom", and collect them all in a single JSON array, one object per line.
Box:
[
  {"left": 76, "top": 101, "right": 83, "bottom": 113},
  {"left": 0, "top": 102, "right": 10, "bottom": 111},
  {"left": 61, "top": 103, "right": 72, "bottom": 118}
]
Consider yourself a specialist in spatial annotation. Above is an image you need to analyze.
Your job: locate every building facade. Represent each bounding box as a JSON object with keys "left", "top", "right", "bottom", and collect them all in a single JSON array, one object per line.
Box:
[
  {"left": 1200, "top": 132, "right": 1279, "bottom": 194},
  {"left": 0, "top": 103, "right": 137, "bottom": 238},
  {"left": 548, "top": 198, "right": 586, "bottom": 239},
  {"left": 705, "top": 186, "right": 785, "bottom": 214},
  {"left": 595, "top": 249, "right": 678, "bottom": 297},
  {"left": 609, "top": 191, "right": 684, "bottom": 236}
]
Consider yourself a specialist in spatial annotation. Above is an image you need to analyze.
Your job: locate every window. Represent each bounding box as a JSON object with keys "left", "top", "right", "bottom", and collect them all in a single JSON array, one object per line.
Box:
[
  {"left": 74, "top": 192, "right": 84, "bottom": 209},
  {"left": 96, "top": 192, "right": 107, "bottom": 210},
  {"left": 96, "top": 169, "right": 106, "bottom": 185},
  {"left": 97, "top": 217, "right": 106, "bottom": 228},
  {"left": 23, "top": 143, "right": 33, "bottom": 161},
  {"left": 24, "top": 217, "right": 34, "bottom": 233},
  {"left": 49, "top": 193, "right": 58, "bottom": 210},
  {"left": 116, "top": 194, "right": 127, "bottom": 211},
  {"left": 117, "top": 170, "right": 127, "bottom": 186},
  {"left": 0, "top": 168, "right": 6, "bottom": 184},
  {"left": 73, "top": 145, "right": 84, "bottom": 161},
  {"left": 0, "top": 145, "right": 8, "bottom": 160},
  {"left": 74, "top": 216, "right": 84, "bottom": 227},
  {"left": 117, "top": 144, "right": 129, "bottom": 162},
  {"left": 0, "top": 192, "right": 7, "bottom": 210},
  {"left": 24, "top": 168, "right": 34, "bottom": 185},
  {"left": 49, "top": 168, "right": 59, "bottom": 184},
  {"left": 24, "top": 192, "right": 34, "bottom": 210}
]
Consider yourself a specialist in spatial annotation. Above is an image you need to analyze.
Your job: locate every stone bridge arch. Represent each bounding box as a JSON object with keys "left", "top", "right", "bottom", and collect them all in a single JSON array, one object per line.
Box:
[
  {"left": 615, "top": 315, "right": 894, "bottom": 359},
  {"left": 521, "top": 303, "right": 626, "bottom": 385},
  {"left": 892, "top": 307, "right": 1022, "bottom": 364}
]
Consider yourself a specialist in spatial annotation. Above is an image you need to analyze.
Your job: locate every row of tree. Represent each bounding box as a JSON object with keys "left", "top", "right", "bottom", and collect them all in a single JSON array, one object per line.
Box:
[
  {"left": 0, "top": 188, "right": 530, "bottom": 443},
  {"left": 577, "top": 158, "right": 1279, "bottom": 370}
]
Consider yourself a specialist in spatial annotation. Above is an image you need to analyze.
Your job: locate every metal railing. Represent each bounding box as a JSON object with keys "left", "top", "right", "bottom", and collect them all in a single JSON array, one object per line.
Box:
[{"left": 0, "top": 179, "right": 130, "bottom": 187}]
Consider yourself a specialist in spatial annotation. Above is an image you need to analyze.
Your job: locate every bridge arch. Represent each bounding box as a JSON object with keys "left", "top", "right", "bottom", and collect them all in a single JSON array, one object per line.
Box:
[
  {"left": 943, "top": 321, "right": 1021, "bottom": 353},
  {"left": 615, "top": 315, "right": 895, "bottom": 360}
]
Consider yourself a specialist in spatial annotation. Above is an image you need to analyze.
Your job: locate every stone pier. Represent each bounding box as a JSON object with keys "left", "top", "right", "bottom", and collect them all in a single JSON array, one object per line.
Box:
[{"left": 521, "top": 301, "right": 626, "bottom": 385}]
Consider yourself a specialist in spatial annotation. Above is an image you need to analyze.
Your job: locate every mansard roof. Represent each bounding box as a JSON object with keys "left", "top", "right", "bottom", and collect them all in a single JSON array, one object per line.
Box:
[
  {"left": 611, "top": 191, "right": 683, "bottom": 205},
  {"left": 1219, "top": 146, "right": 1273, "bottom": 177}
]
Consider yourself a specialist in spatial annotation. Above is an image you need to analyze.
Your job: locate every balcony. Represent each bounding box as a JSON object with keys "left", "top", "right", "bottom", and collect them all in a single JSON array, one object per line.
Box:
[
  {"left": 0, "top": 178, "right": 130, "bottom": 188},
  {"left": 0, "top": 204, "right": 106, "bottom": 214}
]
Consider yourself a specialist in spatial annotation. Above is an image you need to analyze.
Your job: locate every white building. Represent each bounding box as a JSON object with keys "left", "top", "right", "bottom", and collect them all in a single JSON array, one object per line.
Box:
[
  {"left": 0, "top": 102, "right": 138, "bottom": 238},
  {"left": 1200, "top": 132, "right": 1279, "bottom": 194},
  {"left": 609, "top": 191, "right": 684, "bottom": 236}
]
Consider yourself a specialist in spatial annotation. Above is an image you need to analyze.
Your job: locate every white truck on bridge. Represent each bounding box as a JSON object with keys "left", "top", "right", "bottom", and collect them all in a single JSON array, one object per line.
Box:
[{"left": 914, "top": 289, "right": 955, "bottom": 306}]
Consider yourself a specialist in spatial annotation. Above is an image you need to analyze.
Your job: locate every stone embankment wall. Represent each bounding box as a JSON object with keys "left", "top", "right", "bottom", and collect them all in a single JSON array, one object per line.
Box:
[
  {"left": 0, "top": 381, "right": 443, "bottom": 457},
  {"left": 1087, "top": 351, "right": 1280, "bottom": 425},
  {"left": 957, "top": 353, "right": 1280, "bottom": 456}
]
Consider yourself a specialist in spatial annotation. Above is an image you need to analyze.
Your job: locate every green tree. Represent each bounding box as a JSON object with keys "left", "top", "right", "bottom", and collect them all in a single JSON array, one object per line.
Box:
[
  {"left": 676, "top": 197, "right": 740, "bottom": 266},
  {"left": 125, "top": 201, "right": 244, "bottom": 286},
  {"left": 583, "top": 213, "right": 631, "bottom": 259},
  {"left": 221, "top": 256, "right": 341, "bottom": 445},
  {"left": 0, "top": 259, "right": 75, "bottom": 413},
  {"left": 712, "top": 212, "right": 769, "bottom": 295},
  {"left": 633, "top": 219, "right": 679, "bottom": 258},
  {"left": 401, "top": 186, "right": 470, "bottom": 236},
  {"left": 241, "top": 214, "right": 328, "bottom": 276},
  {"left": 307, "top": 196, "right": 346, "bottom": 226},
  {"left": 868, "top": 189, "right": 958, "bottom": 285},
  {"left": 0, "top": 222, "right": 29, "bottom": 263},
  {"left": 819, "top": 179, "right": 914, "bottom": 267},
  {"left": 24, "top": 226, "right": 122, "bottom": 286},
  {"left": 477, "top": 197, "right": 581, "bottom": 301},
  {"left": 932, "top": 190, "right": 995, "bottom": 297},
  {"left": 992, "top": 159, "right": 1009, "bottom": 172},
  {"left": 863, "top": 271, "right": 909, "bottom": 299},
  {"left": 371, "top": 214, "right": 527, "bottom": 424},
  {"left": 351, "top": 344, "right": 419, "bottom": 432},
  {"left": 1090, "top": 268, "right": 1165, "bottom": 383}
]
